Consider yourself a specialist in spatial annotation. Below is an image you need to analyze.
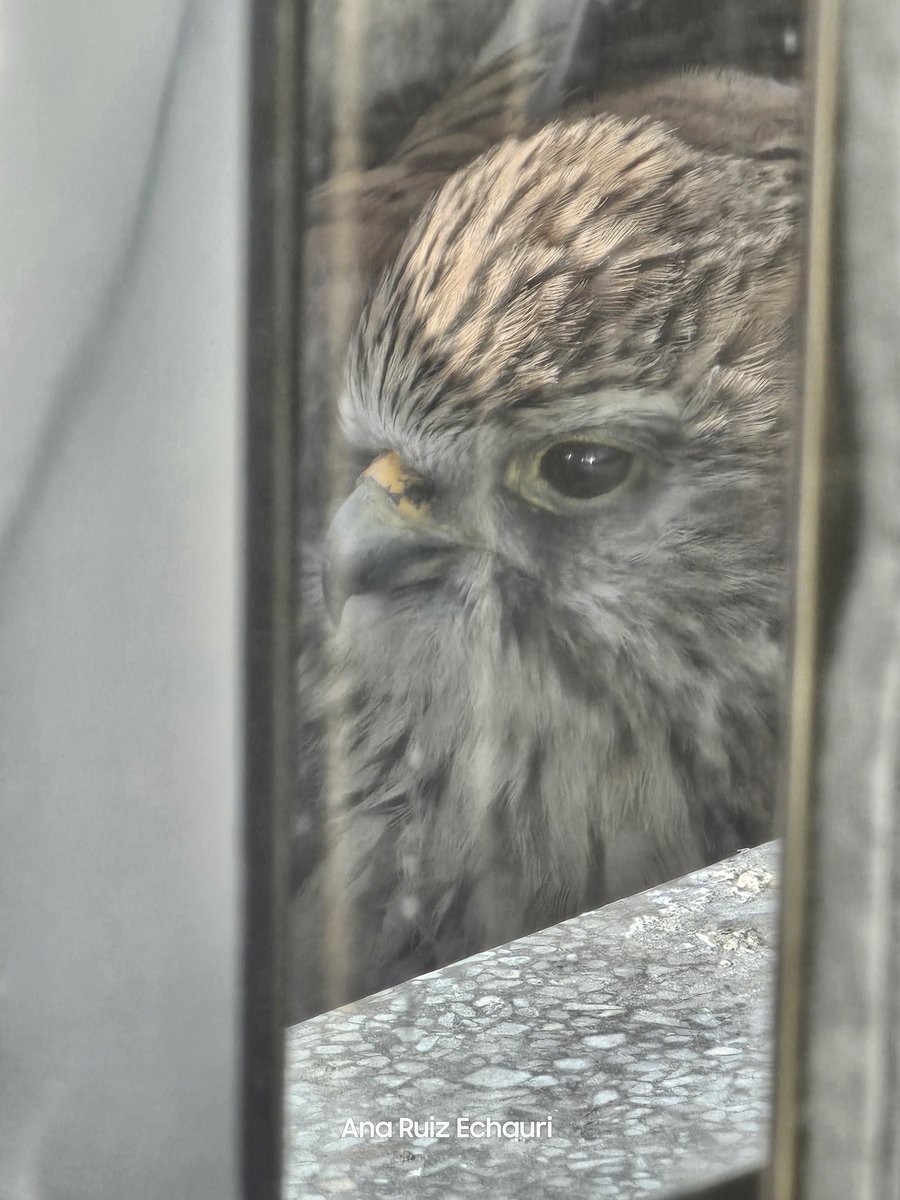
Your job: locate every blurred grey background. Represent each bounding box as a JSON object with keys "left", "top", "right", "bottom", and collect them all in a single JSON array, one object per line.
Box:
[{"left": 0, "top": 4, "right": 244, "bottom": 1198}]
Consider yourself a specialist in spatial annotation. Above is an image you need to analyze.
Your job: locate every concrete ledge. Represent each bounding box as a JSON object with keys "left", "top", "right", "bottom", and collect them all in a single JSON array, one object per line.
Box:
[{"left": 285, "top": 842, "right": 777, "bottom": 1198}]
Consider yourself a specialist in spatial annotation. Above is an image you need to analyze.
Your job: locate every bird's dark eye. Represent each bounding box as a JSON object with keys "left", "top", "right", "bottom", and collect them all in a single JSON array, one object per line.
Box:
[{"left": 538, "top": 441, "right": 634, "bottom": 499}]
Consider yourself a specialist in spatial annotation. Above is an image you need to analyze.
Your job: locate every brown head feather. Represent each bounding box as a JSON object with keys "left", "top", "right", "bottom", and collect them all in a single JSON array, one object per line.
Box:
[{"left": 351, "top": 108, "right": 800, "bottom": 438}]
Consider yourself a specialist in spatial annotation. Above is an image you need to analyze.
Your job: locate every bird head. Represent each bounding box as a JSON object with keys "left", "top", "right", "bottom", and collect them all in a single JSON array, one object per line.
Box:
[{"left": 328, "top": 115, "right": 797, "bottom": 660}]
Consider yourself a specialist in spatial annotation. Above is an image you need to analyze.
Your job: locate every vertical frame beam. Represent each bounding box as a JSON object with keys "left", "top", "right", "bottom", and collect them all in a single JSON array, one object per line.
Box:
[
  {"left": 243, "top": 0, "right": 304, "bottom": 1196},
  {"left": 770, "top": 0, "right": 841, "bottom": 1193}
]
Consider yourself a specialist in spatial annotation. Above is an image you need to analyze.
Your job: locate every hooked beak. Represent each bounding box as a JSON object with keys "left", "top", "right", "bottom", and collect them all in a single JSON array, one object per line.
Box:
[{"left": 323, "top": 452, "right": 455, "bottom": 624}]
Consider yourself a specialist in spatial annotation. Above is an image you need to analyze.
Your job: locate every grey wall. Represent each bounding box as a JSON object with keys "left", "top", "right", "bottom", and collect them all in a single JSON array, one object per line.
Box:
[{"left": 0, "top": 4, "right": 247, "bottom": 1198}]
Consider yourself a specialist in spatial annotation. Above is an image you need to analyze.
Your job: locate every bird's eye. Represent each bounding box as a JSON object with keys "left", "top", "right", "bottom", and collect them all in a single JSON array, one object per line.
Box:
[{"left": 538, "top": 441, "right": 634, "bottom": 499}]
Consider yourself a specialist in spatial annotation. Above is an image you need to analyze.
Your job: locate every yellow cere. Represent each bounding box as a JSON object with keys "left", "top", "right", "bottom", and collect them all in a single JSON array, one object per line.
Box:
[{"left": 363, "top": 452, "right": 431, "bottom": 519}]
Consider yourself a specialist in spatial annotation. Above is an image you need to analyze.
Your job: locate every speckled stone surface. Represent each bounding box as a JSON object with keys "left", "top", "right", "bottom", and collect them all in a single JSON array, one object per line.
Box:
[{"left": 284, "top": 843, "right": 778, "bottom": 1199}]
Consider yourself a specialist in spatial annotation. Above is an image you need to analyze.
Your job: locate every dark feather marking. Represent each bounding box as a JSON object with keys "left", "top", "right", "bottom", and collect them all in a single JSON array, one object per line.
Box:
[
  {"left": 654, "top": 297, "right": 689, "bottom": 348},
  {"left": 751, "top": 145, "right": 802, "bottom": 162},
  {"left": 632, "top": 251, "right": 677, "bottom": 275},
  {"left": 406, "top": 349, "right": 453, "bottom": 406},
  {"left": 515, "top": 139, "right": 544, "bottom": 179},
  {"left": 488, "top": 175, "right": 543, "bottom": 235},
  {"left": 394, "top": 315, "right": 427, "bottom": 385},
  {"left": 440, "top": 188, "right": 488, "bottom": 254},
  {"left": 490, "top": 261, "right": 570, "bottom": 317},
  {"left": 617, "top": 119, "right": 655, "bottom": 146},
  {"left": 618, "top": 145, "right": 665, "bottom": 176},
  {"left": 373, "top": 301, "right": 405, "bottom": 415}
]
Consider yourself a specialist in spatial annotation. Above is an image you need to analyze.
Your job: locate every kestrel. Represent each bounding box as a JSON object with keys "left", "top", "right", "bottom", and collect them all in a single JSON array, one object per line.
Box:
[{"left": 289, "top": 61, "right": 801, "bottom": 1021}]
